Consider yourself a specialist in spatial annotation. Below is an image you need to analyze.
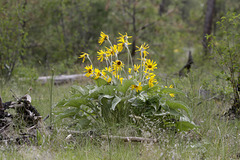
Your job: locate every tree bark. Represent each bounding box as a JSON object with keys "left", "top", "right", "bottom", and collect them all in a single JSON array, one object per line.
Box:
[
  {"left": 131, "top": 0, "right": 137, "bottom": 57},
  {"left": 203, "top": 0, "right": 215, "bottom": 55},
  {"left": 159, "top": 0, "right": 166, "bottom": 16},
  {"left": 159, "top": 0, "right": 171, "bottom": 16}
]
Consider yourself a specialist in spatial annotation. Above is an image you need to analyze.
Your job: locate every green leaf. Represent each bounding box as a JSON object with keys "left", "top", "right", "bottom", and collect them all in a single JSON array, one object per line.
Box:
[
  {"left": 55, "top": 99, "right": 68, "bottom": 107},
  {"left": 117, "top": 79, "right": 134, "bottom": 94},
  {"left": 55, "top": 108, "right": 80, "bottom": 121},
  {"left": 89, "top": 85, "right": 115, "bottom": 98},
  {"left": 94, "top": 77, "right": 107, "bottom": 87},
  {"left": 111, "top": 96, "right": 122, "bottom": 111},
  {"left": 71, "top": 85, "right": 87, "bottom": 95},
  {"left": 76, "top": 117, "right": 91, "bottom": 129},
  {"left": 168, "top": 108, "right": 184, "bottom": 117},
  {"left": 98, "top": 95, "right": 114, "bottom": 105},
  {"left": 64, "top": 97, "right": 88, "bottom": 108},
  {"left": 128, "top": 95, "right": 146, "bottom": 107},
  {"left": 176, "top": 121, "right": 196, "bottom": 132},
  {"left": 166, "top": 100, "right": 191, "bottom": 118}
]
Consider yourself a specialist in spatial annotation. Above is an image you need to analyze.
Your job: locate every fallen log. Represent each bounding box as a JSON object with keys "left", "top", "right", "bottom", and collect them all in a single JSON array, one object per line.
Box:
[{"left": 37, "top": 74, "right": 87, "bottom": 85}]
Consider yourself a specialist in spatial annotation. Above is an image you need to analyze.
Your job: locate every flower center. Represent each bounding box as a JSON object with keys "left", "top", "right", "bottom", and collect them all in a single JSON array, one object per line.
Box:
[
  {"left": 117, "top": 61, "right": 121, "bottom": 66},
  {"left": 88, "top": 69, "right": 92, "bottom": 73},
  {"left": 148, "top": 65, "right": 152, "bottom": 68}
]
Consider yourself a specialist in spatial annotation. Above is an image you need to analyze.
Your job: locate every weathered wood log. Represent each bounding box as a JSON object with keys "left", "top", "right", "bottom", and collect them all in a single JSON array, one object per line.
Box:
[{"left": 37, "top": 74, "right": 87, "bottom": 85}]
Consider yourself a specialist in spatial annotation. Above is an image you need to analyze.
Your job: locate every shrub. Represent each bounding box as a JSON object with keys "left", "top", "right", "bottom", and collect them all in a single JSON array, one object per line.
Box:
[
  {"left": 55, "top": 32, "right": 196, "bottom": 132},
  {"left": 207, "top": 12, "right": 240, "bottom": 116}
]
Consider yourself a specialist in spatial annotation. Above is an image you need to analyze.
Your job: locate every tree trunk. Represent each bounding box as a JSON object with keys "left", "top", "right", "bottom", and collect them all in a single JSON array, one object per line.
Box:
[
  {"left": 131, "top": 0, "right": 137, "bottom": 57},
  {"left": 159, "top": 0, "right": 171, "bottom": 16},
  {"left": 159, "top": 0, "right": 166, "bottom": 16},
  {"left": 203, "top": 0, "right": 215, "bottom": 55}
]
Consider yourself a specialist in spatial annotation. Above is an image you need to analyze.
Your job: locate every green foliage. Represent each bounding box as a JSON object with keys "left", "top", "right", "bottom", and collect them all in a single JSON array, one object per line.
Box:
[
  {"left": 0, "top": 2, "right": 27, "bottom": 81},
  {"left": 55, "top": 32, "right": 196, "bottom": 132},
  {"left": 56, "top": 81, "right": 196, "bottom": 132},
  {"left": 12, "top": 65, "right": 39, "bottom": 86},
  {"left": 207, "top": 12, "right": 240, "bottom": 105}
]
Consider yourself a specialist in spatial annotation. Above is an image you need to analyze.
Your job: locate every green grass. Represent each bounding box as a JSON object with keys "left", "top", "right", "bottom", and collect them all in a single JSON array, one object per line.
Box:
[{"left": 0, "top": 67, "right": 240, "bottom": 160}]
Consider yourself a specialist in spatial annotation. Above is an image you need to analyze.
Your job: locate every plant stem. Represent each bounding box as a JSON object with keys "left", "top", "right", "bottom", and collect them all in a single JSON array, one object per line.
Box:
[{"left": 50, "top": 68, "right": 54, "bottom": 129}]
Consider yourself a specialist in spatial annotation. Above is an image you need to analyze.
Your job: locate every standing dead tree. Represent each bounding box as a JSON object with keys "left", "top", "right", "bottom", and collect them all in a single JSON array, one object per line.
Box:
[
  {"left": 203, "top": 0, "right": 215, "bottom": 55},
  {"left": 179, "top": 51, "right": 194, "bottom": 77}
]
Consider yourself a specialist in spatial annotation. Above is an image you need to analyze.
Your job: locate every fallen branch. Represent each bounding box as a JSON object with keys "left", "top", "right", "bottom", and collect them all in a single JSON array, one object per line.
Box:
[
  {"left": 100, "top": 135, "right": 158, "bottom": 143},
  {"left": 60, "top": 129, "right": 158, "bottom": 143}
]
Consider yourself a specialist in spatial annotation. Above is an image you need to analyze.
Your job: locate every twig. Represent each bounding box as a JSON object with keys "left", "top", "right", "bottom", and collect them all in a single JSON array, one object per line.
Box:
[
  {"left": 60, "top": 129, "right": 158, "bottom": 143},
  {"left": 10, "top": 89, "right": 19, "bottom": 101},
  {"left": 8, "top": 103, "right": 25, "bottom": 109},
  {"left": 0, "top": 96, "right": 3, "bottom": 110},
  {"left": 43, "top": 114, "right": 49, "bottom": 121},
  {"left": 0, "top": 123, "right": 11, "bottom": 133},
  {"left": 100, "top": 135, "right": 158, "bottom": 143}
]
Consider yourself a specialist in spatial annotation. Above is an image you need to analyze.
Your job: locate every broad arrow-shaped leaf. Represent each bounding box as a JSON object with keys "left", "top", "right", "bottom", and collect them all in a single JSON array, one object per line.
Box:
[{"left": 111, "top": 96, "right": 122, "bottom": 111}]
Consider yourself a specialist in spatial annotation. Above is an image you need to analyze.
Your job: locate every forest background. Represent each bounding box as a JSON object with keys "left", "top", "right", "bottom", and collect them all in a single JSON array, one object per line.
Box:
[{"left": 1, "top": 0, "right": 239, "bottom": 80}]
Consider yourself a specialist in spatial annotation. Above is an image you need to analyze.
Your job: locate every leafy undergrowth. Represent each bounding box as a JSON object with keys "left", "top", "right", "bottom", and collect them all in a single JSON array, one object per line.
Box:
[{"left": 1, "top": 64, "right": 240, "bottom": 159}]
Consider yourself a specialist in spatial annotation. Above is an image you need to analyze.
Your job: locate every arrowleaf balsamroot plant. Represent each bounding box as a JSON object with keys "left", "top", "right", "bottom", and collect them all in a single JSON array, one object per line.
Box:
[{"left": 55, "top": 32, "right": 196, "bottom": 132}]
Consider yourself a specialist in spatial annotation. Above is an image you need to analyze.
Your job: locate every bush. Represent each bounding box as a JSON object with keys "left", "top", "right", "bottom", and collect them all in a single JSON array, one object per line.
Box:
[{"left": 55, "top": 32, "right": 196, "bottom": 132}]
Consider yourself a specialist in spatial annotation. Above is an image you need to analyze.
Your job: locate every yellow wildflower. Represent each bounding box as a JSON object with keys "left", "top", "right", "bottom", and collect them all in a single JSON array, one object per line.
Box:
[
  {"left": 113, "top": 60, "right": 124, "bottom": 71},
  {"left": 117, "top": 33, "right": 132, "bottom": 52},
  {"left": 131, "top": 82, "right": 142, "bottom": 92},
  {"left": 145, "top": 59, "right": 157, "bottom": 71},
  {"left": 94, "top": 68, "right": 101, "bottom": 80},
  {"left": 103, "top": 66, "right": 112, "bottom": 73},
  {"left": 117, "top": 43, "right": 124, "bottom": 52},
  {"left": 78, "top": 52, "right": 89, "bottom": 63},
  {"left": 145, "top": 72, "right": 156, "bottom": 79},
  {"left": 174, "top": 49, "right": 179, "bottom": 53},
  {"left": 107, "top": 77, "right": 112, "bottom": 83},
  {"left": 117, "top": 32, "right": 132, "bottom": 43},
  {"left": 148, "top": 76, "right": 158, "bottom": 88},
  {"left": 120, "top": 77, "right": 123, "bottom": 84},
  {"left": 84, "top": 65, "right": 93, "bottom": 77},
  {"left": 136, "top": 43, "right": 149, "bottom": 58},
  {"left": 106, "top": 45, "right": 118, "bottom": 57},
  {"left": 128, "top": 68, "right": 132, "bottom": 74},
  {"left": 97, "top": 49, "right": 106, "bottom": 62},
  {"left": 165, "top": 85, "right": 175, "bottom": 97},
  {"left": 98, "top": 32, "right": 109, "bottom": 45},
  {"left": 134, "top": 64, "right": 140, "bottom": 72}
]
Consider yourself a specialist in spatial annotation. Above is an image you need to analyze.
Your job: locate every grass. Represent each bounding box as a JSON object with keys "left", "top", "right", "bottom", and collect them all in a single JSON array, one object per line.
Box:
[{"left": 0, "top": 66, "right": 240, "bottom": 160}]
